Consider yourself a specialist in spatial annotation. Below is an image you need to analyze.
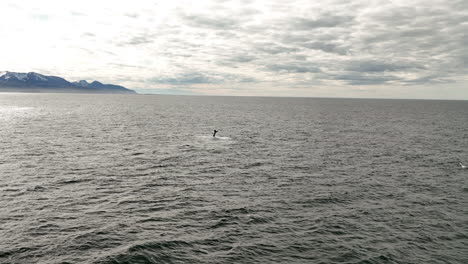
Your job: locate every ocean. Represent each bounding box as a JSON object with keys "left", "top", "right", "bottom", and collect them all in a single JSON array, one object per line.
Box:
[{"left": 0, "top": 93, "right": 467, "bottom": 263}]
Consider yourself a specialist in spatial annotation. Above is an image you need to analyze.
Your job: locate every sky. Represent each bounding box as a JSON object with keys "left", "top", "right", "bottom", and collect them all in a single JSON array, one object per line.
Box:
[{"left": 0, "top": 0, "right": 467, "bottom": 99}]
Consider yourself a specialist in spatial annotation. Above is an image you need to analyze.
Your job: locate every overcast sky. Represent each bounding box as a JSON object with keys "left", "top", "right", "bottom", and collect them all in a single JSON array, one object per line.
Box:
[{"left": 0, "top": 0, "right": 467, "bottom": 99}]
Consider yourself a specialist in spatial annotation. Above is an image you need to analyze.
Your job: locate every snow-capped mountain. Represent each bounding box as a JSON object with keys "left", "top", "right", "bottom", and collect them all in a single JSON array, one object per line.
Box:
[
  {"left": 0, "top": 71, "right": 136, "bottom": 94},
  {"left": 1, "top": 72, "right": 29, "bottom": 81},
  {"left": 73, "top": 80, "right": 90, "bottom": 87}
]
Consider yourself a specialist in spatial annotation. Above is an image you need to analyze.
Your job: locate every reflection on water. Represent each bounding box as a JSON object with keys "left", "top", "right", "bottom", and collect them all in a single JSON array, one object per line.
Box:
[{"left": 0, "top": 106, "right": 35, "bottom": 120}]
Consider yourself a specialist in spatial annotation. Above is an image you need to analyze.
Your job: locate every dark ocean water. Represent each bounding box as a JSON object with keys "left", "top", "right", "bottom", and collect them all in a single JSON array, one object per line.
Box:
[{"left": 0, "top": 93, "right": 467, "bottom": 264}]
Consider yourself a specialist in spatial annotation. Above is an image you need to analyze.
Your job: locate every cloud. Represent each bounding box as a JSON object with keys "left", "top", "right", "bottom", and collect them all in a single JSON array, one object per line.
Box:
[
  {"left": 329, "top": 74, "right": 399, "bottom": 86},
  {"left": 301, "top": 42, "right": 348, "bottom": 55},
  {"left": 149, "top": 72, "right": 255, "bottom": 85},
  {"left": 135, "top": 88, "right": 197, "bottom": 95},
  {"left": 218, "top": 54, "right": 258, "bottom": 67},
  {"left": 150, "top": 73, "right": 214, "bottom": 85},
  {"left": 124, "top": 13, "right": 139, "bottom": 19},
  {"left": 264, "top": 63, "right": 321, "bottom": 74},
  {"left": 180, "top": 13, "right": 240, "bottom": 30},
  {"left": 289, "top": 15, "right": 355, "bottom": 30},
  {"left": 70, "top": 11, "right": 86, "bottom": 17},
  {"left": 125, "top": 34, "right": 154, "bottom": 46},
  {"left": 81, "top": 32, "right": 95, "bottom": 37},
  {"left": 345, "top": 60, "right": 424, "bottom": 73},
  {"left": 255, "top": 43, "right": 299, "bottom": 55},
  {"left": 228, "top": 54, "right": 257, "bottom": 63},
  {"left": 401, "top": 75, "right": 455, "bottom": 85},
  {"left": 1, "top": 0, "right": 467, "bottom": 98}
]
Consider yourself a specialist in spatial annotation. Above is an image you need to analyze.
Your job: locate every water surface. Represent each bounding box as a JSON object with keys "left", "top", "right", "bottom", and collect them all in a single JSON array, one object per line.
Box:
[{"left": 0, "top": 94, "right": 467, "bottom": 263}]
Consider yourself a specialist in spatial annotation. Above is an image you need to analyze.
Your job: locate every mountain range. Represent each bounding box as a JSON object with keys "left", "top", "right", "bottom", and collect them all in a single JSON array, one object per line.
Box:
[{"left": 0, "top": 71, "right": 136, "bottom": 94}]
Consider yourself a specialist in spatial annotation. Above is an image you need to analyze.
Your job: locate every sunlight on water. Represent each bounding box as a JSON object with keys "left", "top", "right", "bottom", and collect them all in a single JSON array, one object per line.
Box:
[{"left": 0, "top": 106, "right": 34, "bottom": 120}]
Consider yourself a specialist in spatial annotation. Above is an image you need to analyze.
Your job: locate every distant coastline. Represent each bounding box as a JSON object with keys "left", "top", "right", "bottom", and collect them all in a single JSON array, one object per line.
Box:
[{"left": 0, "top": 71, "right": 136, "bottom": 94}]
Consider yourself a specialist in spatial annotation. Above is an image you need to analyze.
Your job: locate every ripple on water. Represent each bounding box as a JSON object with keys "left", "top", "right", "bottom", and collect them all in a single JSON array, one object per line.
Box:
[{"left": 1, "top": 95, "right": 468, "bottom": 264}]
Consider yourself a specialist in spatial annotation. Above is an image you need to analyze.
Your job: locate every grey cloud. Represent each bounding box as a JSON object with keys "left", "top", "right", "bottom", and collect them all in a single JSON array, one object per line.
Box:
[
  {"left": 118, "top": 33, "right": 154, "bottom": 46},
  {"left": 216, "top": 52, "right": 258, "bottom": 67},
  {"left": 352, "top": 4, "right": 466, "bottom": 85},
  {"left": 290, "top": 15, "right": 354, "bottom": 30},
  {"left": 345, "top": 60, "right": 424, "bottom": 73},
  {"left": 236, "top": 76, "right": 256, "bottom": 83},
  {"left": 220, "top": 54, "right": 257, "bottom": 66},
  {"left": 136, "top": 88, "right": 197, "bottom": 95},
  {"left": 277, "top": 32, "right": 351, "bottom": 55},
  {"left": 60, "top": 0, "right": 466, "bottom": 93},
  {"left": 151, "top": 73, "right": 213, "bottom": 85},
  {"left": 398, "top": 28, "right": 436, "bottom": 38},
  {"left": 329, "top": 74, "right": 399, "bottom": 86},
  {"left": 401, "top": 75, "right": 455, "bottom": 85},
  {"left": 181, "top": 13, "right": 239, "bottom": 29},
  {"left": 127, "top": 36, "right": 153, "bottom": 45},
  {"left": 149, "top": 72, "right": 255, "bottom": 85},
  {"left": 280, "top": 34, "right": 311, "bottom": 43},
  {"left": 301, "top": 42, "right": 348, "bottom": 55},
  {"left": 265, "top": 64, "right": 321, "bottom": 74},
  {"left": 293, "top": 55, "right": 308, "bottom": 61},
  {"left": 180, "top": 1, "right": 465, "bottom": 88},
  {"left": 215, "top": 30, "right": 239, "bottom": 38},
  {"left": 326, "top": 70, "right": 449, "bottom": 86},
  {"left": 454, "top": 0, "right": 468, "bottom": 9},
  {"left": 255, "top": 43, "right": 299, "bottom": 54},
  {"left": 230, "top": 55, "right": 256, "bottom": 63}
]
